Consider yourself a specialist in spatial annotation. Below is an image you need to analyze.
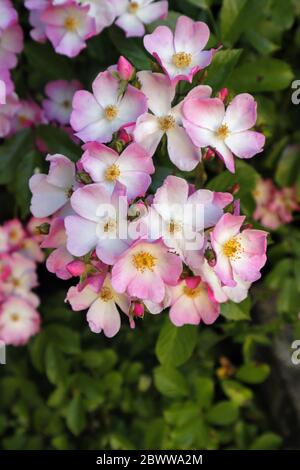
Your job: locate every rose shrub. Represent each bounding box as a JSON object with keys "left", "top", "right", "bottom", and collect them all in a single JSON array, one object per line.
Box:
[{"left": 0, "top": 0, "right": 300, "bottom": 451}]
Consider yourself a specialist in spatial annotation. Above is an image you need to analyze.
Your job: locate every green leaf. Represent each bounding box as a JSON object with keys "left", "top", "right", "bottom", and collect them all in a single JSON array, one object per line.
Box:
[
  {"left": 207, "top": 401, "right": 239, "bottom": 425},
  {"left": 155, "top": 319, "right": 197, "bottom": 367},
  {"left": 204, "top": 49, "right": 242, "bottom": 91},
  {"left": 109, "top": 27, "right": 150, "bottom": 70},
  {"left": 275, "top": 145, "right": 300, "bottom": 187},
  {"left": 24, "top": 42, "right": 74, "bottom": 87},
  {"left": 250, "top": 432, "right": 283, "bottom": 450},
  {"left": 45, "top": 343, "right": 68, "bottom": 385},
  {"left": 11, "top": 150, "right": 41, "bottom": 218},
  {"left": 221, "top": 298, "right": 251, "bottom": 321},
  {"left": 271, "top": 0, "right": 294, "bottom": 31},
  {"left": 221, "top": 380, "right": 253, "bottom": 406},
  {"left": 154, "top": 366, "right": 189, "bottom": 398},
  {"left": 220, "top": 0, "right": 268, "bottom": 46},
  {"left": 36, "top": 125, "right": 81, "bottom": 162},
  {"left": 207, "top": 160, "right": 259, "bottom": 216},
  {"left": 186, "top": 0, "right": 214, "bottom": 9},
  {"left": 227, "top": 58, "right": 294, "bottom": 92},
  {"left": 66, "top": 395, "right": 86, "bottom": 436},
  {"left": 236, "top": 363, "right": 270, "bottom": 384},
  {"left": 0, "top": 130, "right": 33, "bottom": 185},
  {"left": 194, "top": 377, "right": 214, "bottom": 409}
]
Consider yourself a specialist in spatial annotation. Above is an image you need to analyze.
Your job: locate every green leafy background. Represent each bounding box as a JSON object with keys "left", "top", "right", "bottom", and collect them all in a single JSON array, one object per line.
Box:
[{"left": 1, "top": 0, "right": 300, "bottom": 450}]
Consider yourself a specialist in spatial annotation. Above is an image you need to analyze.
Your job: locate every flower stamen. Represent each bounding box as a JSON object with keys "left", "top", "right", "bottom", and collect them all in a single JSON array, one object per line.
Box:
[
  {"left": 64, "top": 16, "right": 78, "bottom": 32},
  {"left": 105, "top": 163, "right": 120, "bottom": 182},
  {"left": 99, "top": 286, "right": 114, "bottom": 302},
  {"left": 158, "top": 115, "right": 176, "bottom": 132},
  {"left": 172, "top": 52, "right": 192, "bottom": 69},
  {"left": 132, "top": 251, "right": 157, "bottom": 272},
  {"left": 104, "top": 105, "right": 119, "bottom": 121},
  {"left": 216, "top": 124, "right": 230, "bottom": 140},
  {"left": 223, "top": 238, "right": 242, "bottom": 260}
]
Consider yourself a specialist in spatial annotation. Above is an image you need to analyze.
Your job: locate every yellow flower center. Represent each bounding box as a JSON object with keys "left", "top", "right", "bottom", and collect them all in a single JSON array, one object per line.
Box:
[
  {"left": 183, "top": 285, "right": 201, "bottom": 298},
  {"left": 99, "top": 286, "right": 114, "bottom": 302},
  {"left": 216, "top": 124, "right": 230, "bottom": 140},
  {"left": 64, "top": 16, "right": 78, "bottom": 32},
  {"left": 128, "top": 1, "right": 139, "bottom": 13},
  {"left": 172, "top": 52, "right": 192, "bottom": 69},
  {"left": 10, "top": 313, "right": 20, "bottom": 322},
  {"left": 168, "top": 220, "right": 181, "bottom": 235},
  {"left": 132, "top": 251, "right": 157, "bottom": 273},
  {"left": 223, "top": 238, "right": 242, "bottom": 260},
  {"left": 104, "top": 105, "right": 119, "bottom": 121},
  {"left": 103, "top": 218, "right": 116, "bottom": 233},
  {"left": 105, "top": 163, "right": 120, "bottom": 182},
  {"left": 158, "top": 115, "right": 176, "bottom": 132}
]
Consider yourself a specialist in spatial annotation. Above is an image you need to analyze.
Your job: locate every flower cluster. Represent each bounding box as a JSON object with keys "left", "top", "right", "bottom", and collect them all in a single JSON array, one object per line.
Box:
[
  {"left": 0, "top": 76, "right": 81, "bottom": 140},
  {"left": 0, "top": 0, "right": 24, "bottom": 136},
  {"left": 0, "top": 218, "right": 43, "bottom": 346},
  {"left": 253, "top": 178, "right": 300, "bottom": 230},
  {"left": 24, "top": 0, "right": 168, "bottom": 57},
  {"left": 29, "top": 15, "right": 268, "bottom": 337}
]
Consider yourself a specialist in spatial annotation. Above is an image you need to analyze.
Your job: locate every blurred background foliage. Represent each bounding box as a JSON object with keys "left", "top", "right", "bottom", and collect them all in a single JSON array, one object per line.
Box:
[{"left": 1, "top": 0, "right": 300, "bottom": 450}]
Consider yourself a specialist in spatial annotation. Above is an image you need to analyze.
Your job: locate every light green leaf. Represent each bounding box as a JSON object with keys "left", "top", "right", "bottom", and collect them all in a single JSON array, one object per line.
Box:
[
  {"left": 236, "top": 363, "right": 270, "bottom": 384},
  {"left": 154, "top": 366, "right": 189, "bottom": 398},
  {"left": 155, "top": 319, "right": 197, "bottom": 367},
  {"left": 227, "top": 58, "right": 294, "bottom": 92},
  {"left": 207, "top": 401, "right": 239, "bottom": 425}
]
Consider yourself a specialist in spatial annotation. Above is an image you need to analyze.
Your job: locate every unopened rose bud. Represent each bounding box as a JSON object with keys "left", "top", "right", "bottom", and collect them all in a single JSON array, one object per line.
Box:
[
  {"left": 36, "top": 222, "right": 50, "bottom": 235},
  {"left": 131, "top": 302, "right": 145, "bottom": 318},
  {"left": 117, "top": 56, "right": 134, "bottom": 81},
  {"left": 76, "top": 171, "right": 93, "bottom": 184},
  {"left": 118, "top": 128, "right": 132, "bottom": 144},
  {"left": 67, "top": 260, "right": 86, "bottom": 277},
  {"left": 217, "top": 88, "right": 229, "bottom": 102},
  {"left": 203, "top": 148, "right": 215, "bottom": 161}
]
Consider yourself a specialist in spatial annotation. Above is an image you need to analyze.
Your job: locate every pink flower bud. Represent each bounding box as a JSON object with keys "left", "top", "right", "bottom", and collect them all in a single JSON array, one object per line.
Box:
[
  {"left": 118, "top": 127, "right": 132, "bottom": 144},
  {"left": 132, "top": 302, "right": 144, "bottom": 318},
  {"left": 66, "top": 260, "right": 86, "bottom": 277},
  {"left": 117, "top": 56, "right": 134, "bottom": 81},
  {"left": 203, "top": 148, "right": 215, "bottom": 161},
  {"left": 217, "top": 88, "right": 229, "bottom": 102}
]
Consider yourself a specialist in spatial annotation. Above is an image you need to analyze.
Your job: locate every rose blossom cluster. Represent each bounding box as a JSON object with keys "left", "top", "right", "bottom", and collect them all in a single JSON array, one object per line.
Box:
[
  {"left": 0, "top": 75, "right": 81, "bottom": 140},
  {"left": 0, "top": 218, "right": 44, "bottom": 346},
  {"left": 24, "top": 0, "right": 168, "bottom": 57},
  {"left": 253, "top": 178, "right": 300, "bottom": 230},
  {"left": 29, "top": 15, "right": 268, "bottom": 338},
  {"left": 0, "top": 0, "right": 24, "bottom": 137}
]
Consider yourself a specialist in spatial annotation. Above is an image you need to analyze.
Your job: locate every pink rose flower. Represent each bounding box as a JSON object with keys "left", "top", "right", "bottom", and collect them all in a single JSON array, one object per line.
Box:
[
  {"left": 29, "top": 154, "right": 76, "bottom": 217},
  {"left": 0, "top": 296, "right": 40, "bottom": 346},
  {"left": 111, "top": 239, "right": 182, "bottom": 303},
  {"left": 211, "top": 213, "right": 268, "bottom": 287},
  {"left": 169, "top": 276, "right": 220, "bottom": 327},
  {"left": 144, "top": 15, "right": 213, "bottom": 84},
  {"left": 112, "top": 0, "right": 168, "bottom": 38},
  {"left": 67, "top": 274, "right": 130, "bottom": 338},
  {"left": 134, "top": 71, "right": 212, "bottom": 171},
  {"left": 183, "top": 93, "right": 265, "bottom": 173},
  {"left": 81, "top": 141, "right": 154, "bottom": 201},
  {"left": 71, "top": 71, "right": 147, "bottom": 143},
  {"left": 43, "top": 79, "right": 81, "bottom": 125},
  {"left": 41, "top": 2, "right": 96, "bottom": 57}
]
